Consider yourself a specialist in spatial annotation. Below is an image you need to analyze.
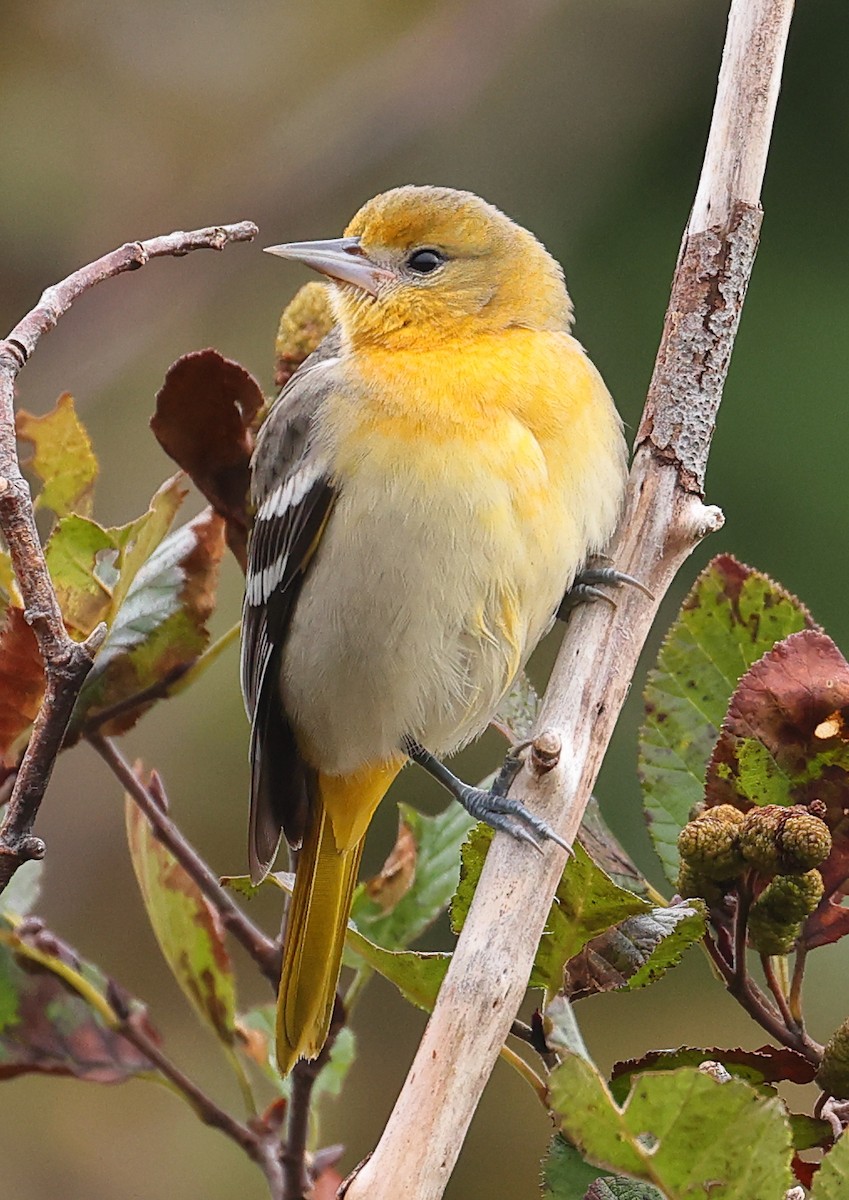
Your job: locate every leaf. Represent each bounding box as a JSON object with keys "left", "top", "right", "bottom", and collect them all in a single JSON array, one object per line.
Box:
[
  {"left": 151, "top": 350, "right": 264, "bottom": 569},
  {"left": 350, "top": 800, "right": 474, "bottom": 951},
  {"left": 107, "top": 475, "right": 187, "bottom": 615},
  {"left": 44, "top": 515, "right": 117, "bottom": 636},
  {"left": 640, "top": 556, "right": 815, "bottom": 882},
  {"left": 452, "top": 831, "right": 649, "bottom": 994},
  {"left": 541, "top": 1135, "right": 605, "bottom": 1199},
  {"left": 236, "top": 1005, "right": 356, "bottom": 1104},
  {"left": 550, "top": 1053, "right": 793, "bottom": 1199},
  {"left": 345, "top": 927, "right": 450, "bottom": 1011},
  {"left": 584, "top": 1180, "right": 665, "bottom": 1200},
  {"left": 812, "top": 1131, "right": 849, "bottom": 1198},
  {"left": 610, "top": 1045, "right": 818, "bottom": 1106},
  {"left": 71, "top": 508, "right": 226, "bottom": 738},
  {"left": 0, "top": 917, "right": 156, "bottom": 1083},
  {"left": 17, "top": 393, "right": 98, "bottom": 517},
  {"left": 125, "top": 777, "right": 238, "bottom": 1045},
  {"left": 0, "top": 860, "right": 43, "bottom": 919},
  {"left": 494, "top": 669, "right": 541, "bottom": 741},
  {"left": 578, "top": 798, "right": 652, "bottom": 897},
  {"left": 788, "top": 1113, "right": 832, "bottom": 1152},
  {"left": 0, "top": 607, "right": 44, "bottom": 760},
  {"left": 704, "top": 630, "right": 849, "bottom": 950},
  {"left": 564, "top": 902, "right": 705, "bottom": 1000}
]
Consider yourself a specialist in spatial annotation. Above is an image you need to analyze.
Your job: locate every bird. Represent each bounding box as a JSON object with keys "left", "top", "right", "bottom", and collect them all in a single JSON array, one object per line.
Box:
[{"left": 241, "top": 185, "right": 628, "bottom": 1074}]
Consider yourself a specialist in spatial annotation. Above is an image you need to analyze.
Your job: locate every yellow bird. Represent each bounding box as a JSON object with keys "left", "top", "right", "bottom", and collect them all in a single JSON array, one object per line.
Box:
[{"left": 241, "top": 185, "right": 628, "bottom": 1074}]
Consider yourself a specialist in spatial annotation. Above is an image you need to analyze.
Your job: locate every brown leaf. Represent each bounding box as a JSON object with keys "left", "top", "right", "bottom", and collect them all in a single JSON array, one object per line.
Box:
[
  {"left": 0, "top": 608, "right": 44, "bottom": 762},
  {"left": 151, "top": 350, "right": 264, "bottom": 570},
  {"left": 364, "top": 819, "right": 417, "bottom": 912}
]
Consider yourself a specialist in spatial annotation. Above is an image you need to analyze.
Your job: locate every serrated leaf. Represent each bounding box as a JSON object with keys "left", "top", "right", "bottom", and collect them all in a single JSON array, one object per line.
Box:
[
  {"left": 584, "top": 1180, "right": 664, "bottom": 1200},
  {"left": 125, "top": 778, "right": 237, "bottom": 1044},
  {"left": 609, "top": 1045, "right": 817, "bottom": 1106},
  {"left": 17, "top": 393, "right": 98, "bottom": 518},
  {"left": 541, "top": 1135, "right": 605, "bottom": 1198},
  {"left": 350, "top": 801, "right": 474, "bottom": 952},
  {"left": 640, "top": 556, "right": 815, "bottom": 883},
  {"left": 812, "top": 1131, "right": 849, "bottom": 1198},
  {"left": 550, "top": 1053, "right": 793, "bottom": 1199},
  {"left": 71, "top": 508, "right": 225, "bottom": 738},
  {"left": 0, "top": 607, "right": 43, "bottom": 760},
  {"left": 0, "top": 917, "right": 156, "bottom": 1082},
  {"left": 564, "top": 902, "right": 705, "bottom": 1000},
  {"left": 452, "top": 829, "right": 650, "bottom": 994},
  {"left": 45, "top": 515, "right": 116, "bottom": 636}
]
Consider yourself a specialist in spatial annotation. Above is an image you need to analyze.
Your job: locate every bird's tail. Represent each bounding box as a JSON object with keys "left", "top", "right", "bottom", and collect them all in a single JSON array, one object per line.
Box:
[{"left": 275, "top": 759, "right": 402, "bottom": 1075}]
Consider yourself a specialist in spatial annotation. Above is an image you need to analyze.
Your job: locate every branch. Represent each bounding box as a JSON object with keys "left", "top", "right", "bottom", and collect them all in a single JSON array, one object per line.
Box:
[
  {"left": 0, "top": 221, "right": 258, "bottom": 892},
  {"left": 343, "top": 3, "right": 795, "bottom": 1196},
  {"left": 88, "top": 734, "right": 280, "bottom": 986}
]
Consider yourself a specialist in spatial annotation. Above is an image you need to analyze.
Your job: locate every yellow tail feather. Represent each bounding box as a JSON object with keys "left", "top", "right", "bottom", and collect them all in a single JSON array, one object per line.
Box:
[{"left": 276, "top": 803, "right": 364, "bottom": 1075}]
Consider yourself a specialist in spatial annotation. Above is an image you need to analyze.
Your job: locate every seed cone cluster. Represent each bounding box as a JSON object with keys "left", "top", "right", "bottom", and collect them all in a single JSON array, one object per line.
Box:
[{"left": 677, "top": 803, "right": 832, "bottom": 956}]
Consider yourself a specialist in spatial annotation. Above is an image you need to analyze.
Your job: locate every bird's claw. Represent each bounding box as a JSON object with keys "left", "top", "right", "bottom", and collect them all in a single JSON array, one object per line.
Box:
[
  {"left": 457, "top": 782, "right": 570, "bottom": 854},
  {"left": 557, "top": 564, "right": 653, "bottom": 620}
]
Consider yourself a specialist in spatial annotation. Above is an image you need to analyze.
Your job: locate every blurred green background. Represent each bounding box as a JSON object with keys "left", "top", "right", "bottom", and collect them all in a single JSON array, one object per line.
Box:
[{"left": 1, "top": 1, "right": 847, "bottom": 1196}]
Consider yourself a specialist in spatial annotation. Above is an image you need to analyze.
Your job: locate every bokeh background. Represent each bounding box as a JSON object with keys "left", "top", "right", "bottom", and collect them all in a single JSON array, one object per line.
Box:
[{"left": 1, "top": 1, "right": 847, "bottom": 1196}]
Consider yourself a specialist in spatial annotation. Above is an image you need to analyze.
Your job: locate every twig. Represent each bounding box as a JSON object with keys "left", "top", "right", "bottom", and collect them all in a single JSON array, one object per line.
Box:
[
  {"left": 761, "top": 954, "right": 799, "bottom": 1034},
  {"left": 0, "top": 220, "right": 258, "bottom": 893},
  {"left": 89, "top": 733, "right": 280, "bottom": 985},
  {"left": 281, "top": 998, "right": 343, "bottom": 1200},
  {"left": 343, "top": 3, "right": 795, "bottom": 1197},
  {"left": 733, "top": 875, "right": 753, "bottom": 989},
  {"left": 789, "top": 945, "right": 807, "bottom": 1025}
]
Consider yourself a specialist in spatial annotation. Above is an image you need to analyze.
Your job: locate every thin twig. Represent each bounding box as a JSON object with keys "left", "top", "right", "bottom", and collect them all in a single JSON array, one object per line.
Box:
[
  {"left": 281, "top": 999, "right": 343, "bottom": 1200},
  {"left": 733, "top": 875, "right": 753, "bottom": 989},
  {"left": 761, "top": 953, "right": 799, "bottom": 1034},
  {"left": 789, "top": 945, "right": 808, "bottom": 1025},
  {"left": 0, "top": 220, "right": 257, "bottom": 893},
  {"left": 89, "top": 733, "right": 280, "bottom": 985},
  {"left": 343, "top": 4, "right": 795, "bottom": 1196}
]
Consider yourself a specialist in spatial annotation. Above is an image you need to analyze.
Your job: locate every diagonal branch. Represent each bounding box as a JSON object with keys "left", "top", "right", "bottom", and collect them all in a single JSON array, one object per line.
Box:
[
  {"left": 0, "top": 221, "right": 258, "bottom": 892},
  {"left": 343, "top": 2, "right": 795, "bottom": 1197}
]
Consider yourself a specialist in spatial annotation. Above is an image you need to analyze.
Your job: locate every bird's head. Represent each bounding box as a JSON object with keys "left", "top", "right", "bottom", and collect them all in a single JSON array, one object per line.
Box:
[{"left": 265, "top": 186, "right": 572, "bottom": 349}]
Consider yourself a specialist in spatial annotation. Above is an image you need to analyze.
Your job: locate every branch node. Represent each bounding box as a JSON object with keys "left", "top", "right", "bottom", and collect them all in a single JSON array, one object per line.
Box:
[
  {"left": 530, "top": 729, "right": 561, "bottom": 775},
  {"left": 19, "top": 835, "right": 46, "bottom": 861}
]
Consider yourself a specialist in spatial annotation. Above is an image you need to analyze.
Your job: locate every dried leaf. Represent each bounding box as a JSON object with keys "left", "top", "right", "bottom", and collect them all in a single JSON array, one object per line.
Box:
[
  {"left": 125, "top": 774, "right": 238, "bottom": 1044},
  {"left": 610, "top": 1044, "right": 817, "bottom": 1105},
  {"left": 363, "top": 818, "right": 417, "bottom": 912},
  {"left": 0, "top": 608, "right": 43, "bottom": 762},
  {"left": 0, "top": 918, "right": 155, "bottom": 1083},
  {"left": 151, "top": 350, "right": 264, "bottom": 568},
  {"left": 17, "top": 393, "right": 98, "bottom": 518}
]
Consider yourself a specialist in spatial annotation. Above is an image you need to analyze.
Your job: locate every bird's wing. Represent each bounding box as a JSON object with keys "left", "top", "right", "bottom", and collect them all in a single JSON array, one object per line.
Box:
[{"left": 241, "top": 331, "right": 340, "bottom": 881}]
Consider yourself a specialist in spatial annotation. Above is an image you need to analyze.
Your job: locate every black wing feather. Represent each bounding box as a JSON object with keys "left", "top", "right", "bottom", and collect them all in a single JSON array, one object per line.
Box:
[{"left": 241, "top": 332, "right": 340, "bottom": 881}]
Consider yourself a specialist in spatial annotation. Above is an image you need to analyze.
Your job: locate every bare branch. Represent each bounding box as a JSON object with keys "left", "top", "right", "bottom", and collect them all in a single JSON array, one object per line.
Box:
[
  {"left": 0, "top": 221, "right": 257, "bottom": 892},
  {"left": 343, "top": 3, "right": 795, "bottom": 1196}
]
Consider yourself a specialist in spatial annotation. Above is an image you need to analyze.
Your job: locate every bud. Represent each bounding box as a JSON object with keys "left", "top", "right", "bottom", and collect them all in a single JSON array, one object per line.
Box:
[
  {"left": 677, "top": 805, "right": 745, "bottom": 882},
  {"left": 747, "top": 870, "right": 823, "bottom": 957},
  {"left": 816, "top": 1018, "right": 849, "bottom": 1099},
  {"left": 274, "top": 282, "right": 335, "bottom": 388}
]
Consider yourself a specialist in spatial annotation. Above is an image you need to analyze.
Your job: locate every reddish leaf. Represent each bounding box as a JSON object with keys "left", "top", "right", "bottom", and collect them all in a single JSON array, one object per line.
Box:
[
  {"left": 310, "top": 1166, "right": 344, "bottom": 1200},
  {"left": 151, "top": 350, "right": 264, "bottom": 569},
  {"left": 610, "top": 1044, "right": 817, "bottom": 1104},
  {"left": 0, "top": 608, "right": 43, "bottom": 763},
  {"left": 0, "top": 919, "right": 156, "bottom": 1083},
  {"left": 705, "top": 630, "right": 849, "bottom": 948}
]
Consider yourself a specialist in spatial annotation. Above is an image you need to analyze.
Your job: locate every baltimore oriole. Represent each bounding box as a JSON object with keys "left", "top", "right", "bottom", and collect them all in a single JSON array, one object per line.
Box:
[{"left": 241, "top": 185, "right": 628, "bottom": 1073}]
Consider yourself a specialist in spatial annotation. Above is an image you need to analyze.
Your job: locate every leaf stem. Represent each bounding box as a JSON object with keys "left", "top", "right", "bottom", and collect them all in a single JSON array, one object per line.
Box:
[
  {"left": 498, "top": 1044, "right": 549, "bottom": 1105},
  {"left": 760, "top": 953, "right": 799, "bottom": 1033}
]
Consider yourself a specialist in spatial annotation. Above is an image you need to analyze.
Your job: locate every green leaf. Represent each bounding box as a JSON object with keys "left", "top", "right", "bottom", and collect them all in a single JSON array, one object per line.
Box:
[
  {"left": 550, "top": 1053, "right": 793, "bottom": 1199},
  {"left": 564, "top": 902, "right": 705, "bottom": 1000},
  {"left": 237, "top": 1005, "right": 356, "bottom": 1104},
  {"left": 17, "top": 393, "right": 98, "bottom": 518},
  {"left": 71, "top": 508, "right": 225, "bottom": 738},
  {"left": 45, "top": 515, "right": 117, "bottom": 636},
  {"left": 125, "top": 779, "right": 238, "bottom": 1045},
  {"left": 345, "top": 927, "right": 450, "bottom": 1011},
  {"left": 453, "top": 831, "right": 650, "bottom": 994},
  {"left": 812, "top": 1131, "right": 849, "bottom": 1198},
  {"left": 584, "top": 1180, "right": 665, "bottom": 1200},
  {"left": 578, "top": 798, "right": 652, "bottom": 898},
  {"left": 0, "top": 860, "right": 42, "bottom": 919},
  {"left": 350, "top": 801, "right": 474, "bottom": 951},
  {"left": 107, "top": 476, "right": 187, "bottom": 614},
  {"left": 495, "top": 669, "right": 541, "bottom": 741},
  {"left": 640, "top": 555, "right": 814, "bottom": 883},
  {"left": 541, "top": 1135, "right": 605, "bottom": 1198},
  {"left": 0, "top": 917, "right": 156, "bottom": 1082}
]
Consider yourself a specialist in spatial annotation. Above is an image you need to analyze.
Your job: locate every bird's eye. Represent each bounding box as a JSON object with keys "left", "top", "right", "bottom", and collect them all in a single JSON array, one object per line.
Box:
[{"left": 406, "top": 248, "right": 445, "bottom": 275}]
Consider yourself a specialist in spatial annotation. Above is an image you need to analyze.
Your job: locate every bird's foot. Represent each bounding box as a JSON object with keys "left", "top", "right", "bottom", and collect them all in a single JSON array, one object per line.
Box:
[{"left": 557, "top": 564, "right": 653, "bottom": 621}]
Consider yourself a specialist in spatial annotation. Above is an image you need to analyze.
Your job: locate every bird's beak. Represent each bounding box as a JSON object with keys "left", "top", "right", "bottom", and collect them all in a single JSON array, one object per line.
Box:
[{"left": 264, "top": 237, "right": 394, "bottom": 297}]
